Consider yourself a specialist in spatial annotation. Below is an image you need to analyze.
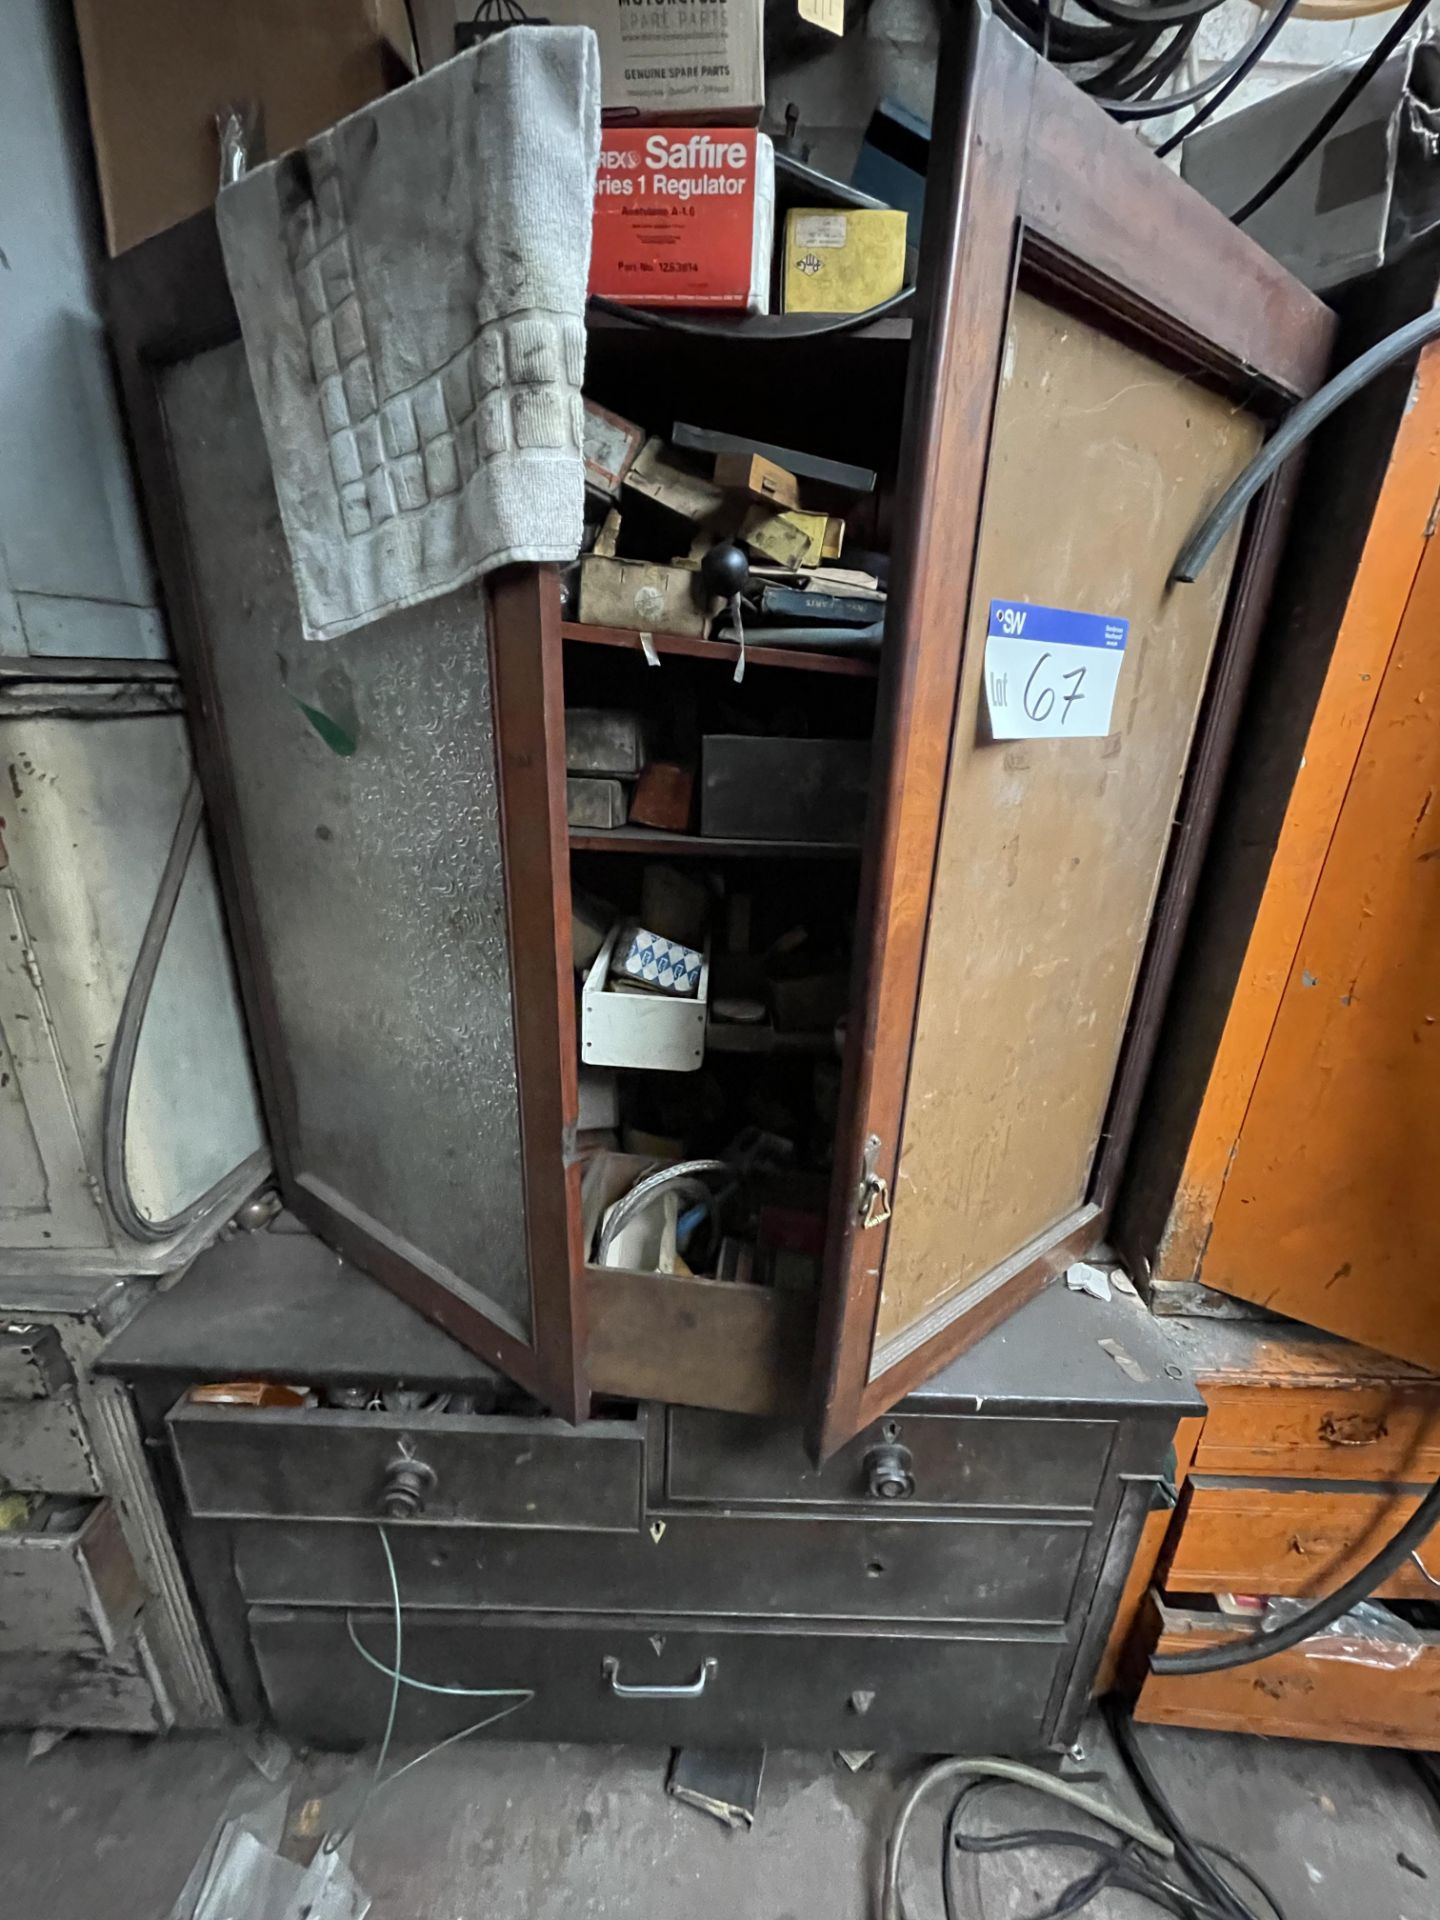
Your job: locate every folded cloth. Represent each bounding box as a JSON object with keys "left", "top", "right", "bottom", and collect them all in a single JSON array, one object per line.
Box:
[{"left": 217, "top": 28, "right": 600, "bottom": 642}]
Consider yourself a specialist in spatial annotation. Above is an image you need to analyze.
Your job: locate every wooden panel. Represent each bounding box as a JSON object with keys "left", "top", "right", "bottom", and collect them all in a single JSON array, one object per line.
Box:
[
  {"left": 584, "top": 1267, "right": 813, "bottom": 1417},
  {"left": 1155, "top": 346, "right": 1440, "bottom": 1286},
  {"left": 1194, "top": 1383, "right": 1440, "bottom": 1482},
  {"left": 1167, "top": 1477, "right": 1440, "bottom": 1601},
  {"left": 1201, "top": 524, "right": 1440, "bottom": 1367},
  {"left": 1137, "top": 1598, "right": 1440, "bottom": 1748},
  {"left": 873, "top": 293, "right": 1261, "bottom": 1351}
]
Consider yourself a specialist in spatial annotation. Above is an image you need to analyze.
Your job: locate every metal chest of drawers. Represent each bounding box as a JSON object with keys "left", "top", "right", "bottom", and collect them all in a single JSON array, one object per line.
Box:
[{"left": 101, "top": 1224, "right": 1200, "bottom": 1753}]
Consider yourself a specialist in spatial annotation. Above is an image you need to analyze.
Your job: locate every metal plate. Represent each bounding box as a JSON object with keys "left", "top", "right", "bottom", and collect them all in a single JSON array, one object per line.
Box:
[
  {"left": 250, "top": 1605, "right": 1067, "bottom": 1752},
  {"left": 169, "top": 1402, "right": 644, "bottom": 1532},
  {"left": 231, "top": 1510, "right": 1092, "bottom": 1626},
  {"left": 666, "top": 1408, "right": 1113, "bottom": 1512},
  {"left": 0, "top": 1388, "right": 97, "bottom": 1493}
]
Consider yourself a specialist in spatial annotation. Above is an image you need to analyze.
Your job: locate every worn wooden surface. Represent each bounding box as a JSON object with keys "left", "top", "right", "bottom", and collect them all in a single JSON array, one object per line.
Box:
[
  {"left": 1154, "top": 346, "right": 1440, "bottom": 1292},
  {"left": 1136, "top": 1599, "right": 1440, "bottom": 1747},
  {"left": 874, "top": 294, "right": 1260, "bottom": 1349},
  {"left": 1199, "top": 521, "right": 1440, "bottom": 1367},
  {"left": 808, "top": 4, "right": 1330, "bottom": 1456},
  {"left": 1165, "top": 1476, "right": 1440, "bottom": 1601}
]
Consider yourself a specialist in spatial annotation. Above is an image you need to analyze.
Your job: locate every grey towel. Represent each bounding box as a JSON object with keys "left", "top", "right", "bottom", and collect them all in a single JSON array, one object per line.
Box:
[{"left": 217, "top": 28, "right": 600, "bottom": 642}]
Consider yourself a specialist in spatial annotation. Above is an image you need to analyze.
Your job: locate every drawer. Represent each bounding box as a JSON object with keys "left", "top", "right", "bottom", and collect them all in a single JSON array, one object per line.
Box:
[
  {"left": 1168, "top": 1475, "right": 1440, "bottom": 1602},
  {"left": 1192, "top": 1382, "right": 1440, "bottom": 1482},
  {"left": 1136, "top": 1597, "right": 1440, "bottom": 1750},
  {"left": 666, "top": 1408, "right": 1113, "bottom": 1512},
  {"left": 250, "top": 1605, "right": 1068, "bottom": 1753},
  {"left": 0, "top": 1390, "right": 98, "bottom": 1494},
  {"left": 0, "top": 1499, "right": 143, "bottom": 1657},
  {"left": 231, "top": 1510, "right": 1094, "bottom": 1625},
  {"left": 169, "top": 1401, "right": 645, "bottom": 1532}
]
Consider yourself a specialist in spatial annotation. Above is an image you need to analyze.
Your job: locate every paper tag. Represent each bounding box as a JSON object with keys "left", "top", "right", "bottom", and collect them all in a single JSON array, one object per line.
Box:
[
  {"left": 798, "top": 0, "right": 846, "bottom": 35},
  {"left": 794, "top": 212, "right": 847, "bottom": 248},
  {"left": 982, "top": 599, "right": 1128, "bottom": 740}
]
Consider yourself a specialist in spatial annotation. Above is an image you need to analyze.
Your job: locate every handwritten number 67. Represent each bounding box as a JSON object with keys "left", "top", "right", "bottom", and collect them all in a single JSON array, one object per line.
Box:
[{"left": 1022, "top": 651, "right": 1087, "bottom": 725}]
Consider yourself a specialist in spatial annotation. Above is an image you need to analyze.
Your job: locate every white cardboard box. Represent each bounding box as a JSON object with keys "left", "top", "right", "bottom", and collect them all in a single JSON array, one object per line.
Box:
[
  {"left": 458, "top": 1, "right": 764, "bottom": 123},
  {"left": 581, "top": 924, "right": 710, "bottom": 1072}
]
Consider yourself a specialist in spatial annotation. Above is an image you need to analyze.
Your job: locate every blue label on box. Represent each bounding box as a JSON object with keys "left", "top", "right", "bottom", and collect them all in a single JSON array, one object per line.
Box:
[{"left": 988, "top": 600, "right": 1128, "bottom": 651}]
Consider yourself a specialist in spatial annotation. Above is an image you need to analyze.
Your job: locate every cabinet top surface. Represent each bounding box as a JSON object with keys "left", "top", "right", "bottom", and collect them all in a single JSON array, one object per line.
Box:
[{"left": 98, "top": 1222, "right": 1199, "bottom": 1417}]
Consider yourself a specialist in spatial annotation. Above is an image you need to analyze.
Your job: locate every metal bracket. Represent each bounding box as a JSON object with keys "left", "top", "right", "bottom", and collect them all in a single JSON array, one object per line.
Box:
[{"left": 857, "top": 1133, "right": 892, "bottom": 1228}]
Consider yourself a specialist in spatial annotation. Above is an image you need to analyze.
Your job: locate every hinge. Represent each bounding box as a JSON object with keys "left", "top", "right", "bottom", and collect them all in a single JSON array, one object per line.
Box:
[{"left": 856, "top": 1133, "right": 892, "bottom": 1229}]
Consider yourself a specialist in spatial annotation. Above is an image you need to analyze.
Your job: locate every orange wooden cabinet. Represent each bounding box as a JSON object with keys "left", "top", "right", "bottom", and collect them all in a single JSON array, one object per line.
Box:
[
  {"left": 1117, "top": 246, "right": 1440, "bottom": 1370},
  {"left": 1115, "top": 1318, "right": 1440, "bottom": 1744}
]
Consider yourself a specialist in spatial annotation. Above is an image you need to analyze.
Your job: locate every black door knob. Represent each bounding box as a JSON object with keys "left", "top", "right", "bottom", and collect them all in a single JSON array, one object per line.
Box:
[
  {"left": 379, "top": 1454, "right": 436, "bottom": 1519},
  {"left": 864, "top": 1442, "right": 915, "bottom": 1501}
]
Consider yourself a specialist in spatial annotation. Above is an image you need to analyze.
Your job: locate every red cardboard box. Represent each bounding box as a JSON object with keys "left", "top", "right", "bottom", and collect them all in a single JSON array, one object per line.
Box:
[{"left": 590, "top": 129, "right": 775, "bottom": 313}]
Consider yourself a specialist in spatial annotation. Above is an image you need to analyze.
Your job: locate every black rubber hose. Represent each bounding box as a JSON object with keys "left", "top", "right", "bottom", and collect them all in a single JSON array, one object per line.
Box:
[
  {"left": 1110, "top": 1707, "right": 1265, "bottom": 1920},
  {"left": 1150, "top": 1470, "right": 1440, "bottom": 1674},
  {"left": 102, "top": 775, "right": 269, "bottom": 1242},
  {"left": 1230, "top": 0, "right": 1429, "bottom": 224},
  {"left": 1155, "top": 0, "right": 1304, "bottom": 158},
  {"left": 1173, "top": 305, "right": 1440, "bottom": 584}
]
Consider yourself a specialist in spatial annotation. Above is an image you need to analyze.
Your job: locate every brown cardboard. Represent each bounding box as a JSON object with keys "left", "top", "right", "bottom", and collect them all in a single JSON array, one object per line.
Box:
[
  {"left": 72, "top": 0, "right": 415, "bottom": 255},
  {"left": 456, "top": 0, "right": 764, "bottom": 124}
]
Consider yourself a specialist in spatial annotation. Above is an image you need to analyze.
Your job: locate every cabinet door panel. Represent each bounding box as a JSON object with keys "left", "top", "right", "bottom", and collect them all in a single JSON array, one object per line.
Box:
[
  {"left": 108, "top": 225, "right": 582, "bottom": 1416},
  {"left": 811, "top": 5, "right": 1333, "bottom": 1454}
]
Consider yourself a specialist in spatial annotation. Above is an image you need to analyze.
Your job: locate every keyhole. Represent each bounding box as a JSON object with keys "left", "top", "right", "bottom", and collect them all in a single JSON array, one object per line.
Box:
[{"left": 866, "top": 1560, "right": 885, "bottom": 1578}]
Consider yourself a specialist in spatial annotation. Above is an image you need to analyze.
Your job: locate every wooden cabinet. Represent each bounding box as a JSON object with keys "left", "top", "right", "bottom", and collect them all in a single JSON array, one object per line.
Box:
[
  {"left": 107, "top": 6, "right": 1330, "bottom": 1451},
  {"left": 1118, "top": 242, "right": 1440, "bottom": 1366}
]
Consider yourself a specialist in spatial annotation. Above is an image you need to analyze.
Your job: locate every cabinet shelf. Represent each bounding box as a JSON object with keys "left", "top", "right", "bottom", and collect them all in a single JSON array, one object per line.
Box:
[
  {"left": 569, "top": 827, "right": 860, "bottom": 858},
  {"left": 561, "top": 621, "right": 879, "bottom": 680}
]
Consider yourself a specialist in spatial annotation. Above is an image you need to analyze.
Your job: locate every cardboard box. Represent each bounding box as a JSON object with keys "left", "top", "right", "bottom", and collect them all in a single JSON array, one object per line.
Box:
[
  {"left": 591, "top": 129, "right": 774, "bottom": 312},
  {"left": 783, "top": 207, "right": 907, "bottom": 314},
  {"left": 458, "top": 0, "right": 764, "bottom": 124},
  {"left": 73, "top": 0, "right": 413, "bottom": 255}
]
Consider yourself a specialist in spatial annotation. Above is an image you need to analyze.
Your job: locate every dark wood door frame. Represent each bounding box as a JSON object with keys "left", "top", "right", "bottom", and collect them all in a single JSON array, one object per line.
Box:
[
  {"left": 106, "top": 218, "right": 588, "bottom": 1419},
  {"left": 808, "top": 3, "right": 1335, "bottom": 1457}
]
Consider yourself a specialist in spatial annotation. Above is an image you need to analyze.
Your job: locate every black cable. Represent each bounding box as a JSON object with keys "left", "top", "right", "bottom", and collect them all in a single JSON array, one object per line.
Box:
[
  {"left": 1087, "top": 0, "right": 1302, "bottom": 120},
  {"left": 587, "top": 287, "right": 914, "bottom": 340},
  {"left": 941, "top": 1773, "right": 1282, "bottom": 1920},
  {"left": 1174, "top": 304, "right": 1440, "bottom": 585},
  {"left": 1155, "top": 0, "right": 1304, "bottom": 157},
  {"left": 1110, "top": 1706, "right": 1286, "bottom": 1920},
  {"left": 1231, "top": 0, "right": 1429, "bottom": 223},
  {"left": 1150, "top": 1467, "right": 1440, "bottom": 1672},
  {"left": 402, "top": 0, "right": 424, "bottom": 72}
]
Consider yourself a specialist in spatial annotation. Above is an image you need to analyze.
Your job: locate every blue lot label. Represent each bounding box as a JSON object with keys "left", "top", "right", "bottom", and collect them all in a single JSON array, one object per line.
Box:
[{"left": 983, "top": 599, "right": 1129, "bottom": 740}]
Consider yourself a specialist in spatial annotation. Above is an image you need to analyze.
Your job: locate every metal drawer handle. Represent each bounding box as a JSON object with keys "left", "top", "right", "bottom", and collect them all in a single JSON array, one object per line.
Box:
[{"left": 602, "top": 1655, "right": 716, "bottom": 1699}]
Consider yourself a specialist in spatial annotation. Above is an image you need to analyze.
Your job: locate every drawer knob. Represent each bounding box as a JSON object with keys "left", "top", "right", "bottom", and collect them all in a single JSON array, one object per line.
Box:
[
  {"left": 864, "top": 1442, "right": 915, "bottom": 1501},
  {"left": 379, "top": 1454, "right": 436, "bottom": 1520}
]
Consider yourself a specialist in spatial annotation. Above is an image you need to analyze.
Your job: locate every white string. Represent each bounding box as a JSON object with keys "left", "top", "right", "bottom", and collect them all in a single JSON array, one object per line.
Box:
[{"left": 731, "top": 593, "right": 746, "bottom": 684}]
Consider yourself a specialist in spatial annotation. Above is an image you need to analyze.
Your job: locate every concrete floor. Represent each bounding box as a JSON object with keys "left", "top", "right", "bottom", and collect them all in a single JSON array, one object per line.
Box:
[{"left": 3, "top": 1715, "right": 1437, "bottom": 1919}]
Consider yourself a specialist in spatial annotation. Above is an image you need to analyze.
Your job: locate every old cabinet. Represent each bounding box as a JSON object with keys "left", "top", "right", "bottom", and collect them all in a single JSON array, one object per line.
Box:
[
  {"left": 107, "top": 6, "right": 1330, "bottom": 1450},
  {"left": 1117, "top": 246, "right": 1440, "bottom": 1366}
]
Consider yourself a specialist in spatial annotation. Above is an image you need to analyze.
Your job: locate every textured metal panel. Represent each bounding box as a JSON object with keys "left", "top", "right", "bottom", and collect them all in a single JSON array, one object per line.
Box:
[
  {"left": 159, "top": 341, "right": 532, "bottom": 1333},
  {"left": 666, "top": 1407, "right": 1113, "bottom": 1512},
  {"left": 231, "top": 1510, "right": 1091, "bottom": 1625},
  {"left": 251, "top": 1606, "right": 1065, "bottom": 1752}
]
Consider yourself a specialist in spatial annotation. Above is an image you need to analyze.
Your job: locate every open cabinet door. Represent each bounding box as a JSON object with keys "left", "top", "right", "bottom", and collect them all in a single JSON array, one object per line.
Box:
[
  {"left": 811, "top": 5, "right": 1334, "bottom": 1456},
  {"left": 108, "top": 220, "right": 585, "bottom": 1418}
]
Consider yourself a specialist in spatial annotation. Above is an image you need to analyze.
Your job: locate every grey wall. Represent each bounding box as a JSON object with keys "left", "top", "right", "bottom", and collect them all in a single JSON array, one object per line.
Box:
[{"left": 0, "top": 0, "right": 166, "bottom": 660}]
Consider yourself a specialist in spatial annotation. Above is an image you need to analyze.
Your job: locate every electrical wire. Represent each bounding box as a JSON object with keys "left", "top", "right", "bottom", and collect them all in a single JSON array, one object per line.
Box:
[
  {"left": 327, "top": 1526, "right": 534, "bottom": 1852},
  {"left": 1173, "top": 303, "right": 1440, "bottom": 585},
  {"left": 942, "top": 1783, "right": 1276, "bottom": 1920},
  {"left": 1155, "top": 0, "right": 1305, "bottom": 155},
  {"left": 880, "top": 1756, "right": 1174, "bottom": 1920},
  {"left": 101, "top": 775, "right": 271, "bottom": 1243},
  {"left": 1109, "top": 1706, "right": 1283, "bottom": 1920},
  {"left": 1230, "top": 0, "right": 1430, "bottom": 222}
]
